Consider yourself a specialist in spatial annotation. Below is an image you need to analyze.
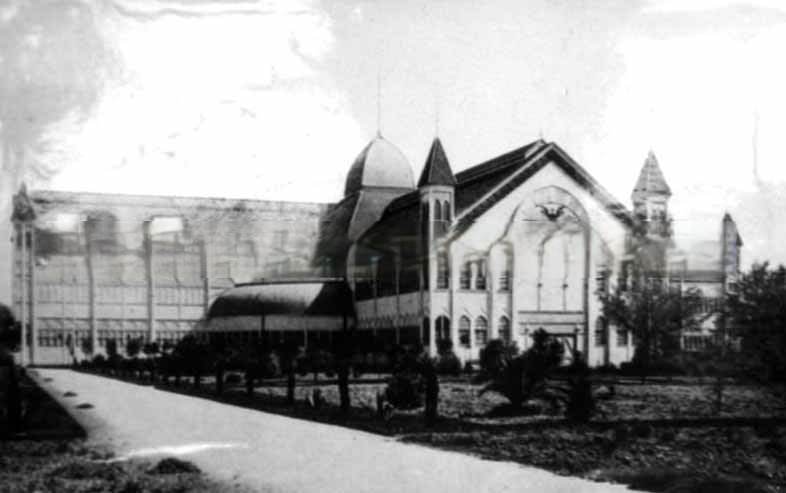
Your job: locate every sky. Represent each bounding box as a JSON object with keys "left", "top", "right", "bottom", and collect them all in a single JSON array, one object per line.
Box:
[{"left": 2, "top": 0, "right": 786, "bottom": 270}]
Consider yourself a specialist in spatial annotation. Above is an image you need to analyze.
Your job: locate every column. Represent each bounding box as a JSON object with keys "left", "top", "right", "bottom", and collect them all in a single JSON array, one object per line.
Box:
[
  {"left": 28, "top": 224, "right": 37, "bottom": 364},
  {"left": 84, "top": 219, "right": 97, "bottom": 358},
  {"left": 143, "top": 220, "right": 156, "bottom": 342},
  {"left": 18, "top": 223, "right": 28, "bottom": 366},
  {"left": 199, "top": 238, "right": 210, "bottom": 315}
]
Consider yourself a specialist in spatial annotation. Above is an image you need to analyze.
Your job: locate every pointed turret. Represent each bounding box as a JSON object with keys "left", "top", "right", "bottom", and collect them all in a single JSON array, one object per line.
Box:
[
  {"left": 631, "top": 151, "right": 671, "bottom": 239},
  {"left": 633, "top": 151, "right": 671, "bottom": 198},
  {"left": 418, "top": 138, "right": 456, "bottom": 187}
]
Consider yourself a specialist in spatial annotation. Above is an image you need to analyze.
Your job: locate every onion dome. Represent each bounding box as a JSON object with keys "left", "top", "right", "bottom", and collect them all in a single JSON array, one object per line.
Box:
[{"left": 344, "top": 136, "right": 414, "bottom": 196}]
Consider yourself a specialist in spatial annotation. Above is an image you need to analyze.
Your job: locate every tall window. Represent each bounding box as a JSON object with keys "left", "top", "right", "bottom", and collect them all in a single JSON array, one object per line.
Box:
[
  {"left": 474, "top": 316, "right": 489, "bottom": 346},
  {"left": 434, "top": 200, "right": 442, "bottom": 221},
  {"left": 499, "top": 249, "right": 512, "bottom": 291},
  {"left": 498, "top": 316, "right": 511, "bottom": 343},
  {"left": 595, "top": 317, "right": 607, "bottom": 347},
  {"left": 443, "top": 201, "right": 451, "bottom": 222},
  {"left": 616, "top": 328, "right": 628, "bottom": 347},
  {"left": 459, "top": 262, "right": 471, "bottom": 290},
  {"left": 458, "top": 316, "right": 471, "bottom": 348},
  {"left": 436, "top": 251, "right": 449, "bottom": 289},
  {"left": 475, "top": 259, "right": 487, "bottom": 290},
  {"left": 436, "top": 316, "right": 451, "bottom": 341}
]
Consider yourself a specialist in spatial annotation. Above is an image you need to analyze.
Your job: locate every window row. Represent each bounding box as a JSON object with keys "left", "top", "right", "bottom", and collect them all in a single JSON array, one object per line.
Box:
[
  {"left": 437, "top": 252, "right": 512, "bottom": 292},
  {"left": 433, "top": 315, "right": 511, "bottom": 348}
]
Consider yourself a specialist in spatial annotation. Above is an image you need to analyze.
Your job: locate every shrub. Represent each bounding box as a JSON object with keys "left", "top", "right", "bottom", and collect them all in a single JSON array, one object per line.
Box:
[
  {"left": 91, "top": 354, "right": 107, "bottom": 370},
  {"left": 436, "top": 338, "right": 454, "bottom": 356},
  {"left": 479, "top": 339, "right": 519, "bottom": 378},
  {"left": 384, "top": 373, "right": 423, "bottom": 410},
  {"left": 435, "top": 351, "right": 461, "bottom": 375}
]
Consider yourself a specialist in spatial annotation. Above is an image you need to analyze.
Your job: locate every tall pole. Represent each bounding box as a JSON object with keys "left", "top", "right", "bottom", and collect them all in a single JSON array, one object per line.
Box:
[
  {"left": 84, "top": 219, "right": 97, "bottom": 358},
  {"left": 28, "top": 225, "right": 37, "bottom": 365},
  {"left": 143, "top": 220, "right": 156, "bottom": 342},
  {"left": 18, "top": 222, "right": 27, "bottom": 366}
]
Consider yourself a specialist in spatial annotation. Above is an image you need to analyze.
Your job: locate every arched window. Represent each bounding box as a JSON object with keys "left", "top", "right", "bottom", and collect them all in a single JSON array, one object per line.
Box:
[
  {"left": 475, "top": 259, "right": 487, "bottom": 290},
  {"left": 436, "top": 250, "right": 449, "bottom": 289},
  {"left": 498, "top": 316, "right": 511, "bottom": 343},
  {"left": 459, "top": 261, "right": 472, "bottom": 290},
  {"left": 443, "top": 201, "right": 451, "bottom": 222},
  {"left": 434, "top": 200, "right": 442, "bottom": 221},
  {"left": 458, "top": 316, "right": 471, "bottom": 348},
  {"left": 435, "top": 316, "right": 451, "bottom": 341},
  {"left": 474, "top": 316, "right": 489, "bottom": 346}
]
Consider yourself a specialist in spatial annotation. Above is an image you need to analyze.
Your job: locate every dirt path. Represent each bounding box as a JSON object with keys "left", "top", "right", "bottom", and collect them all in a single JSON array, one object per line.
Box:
[{"left": 34, "top": 369, "right": 638, "bottom": 493}]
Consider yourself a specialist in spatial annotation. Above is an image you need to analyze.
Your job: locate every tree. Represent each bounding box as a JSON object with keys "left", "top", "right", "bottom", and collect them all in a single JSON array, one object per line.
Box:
[
  {"left": 599, "top": 279, "right": 703, "bottom": 371},
  {"left": 725, "top": 262, "right": 786, "bottom": 382}
]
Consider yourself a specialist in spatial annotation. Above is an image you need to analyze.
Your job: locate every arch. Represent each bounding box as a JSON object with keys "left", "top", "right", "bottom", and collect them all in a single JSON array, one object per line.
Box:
[
  {"left": 498, "top": 316, "right": 511, "bottom": 343},
  {"left": 474, "top": 316, "right": 489, "bottom": 346},
  {"left": 458, "top": 316, "right": 471, "bottom": 348}
]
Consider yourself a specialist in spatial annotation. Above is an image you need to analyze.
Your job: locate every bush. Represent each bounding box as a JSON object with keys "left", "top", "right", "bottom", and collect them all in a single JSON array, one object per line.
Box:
[
  {"left": 384, "top": 373, "right": 423, "bottom": 410},
  {"left": 435, "top": 351, "right": 461, "bottom": 375},
  {"left": 479, "top": 339, "right": 519, "bottom": 377},
  {"left": 91, "top": 354, "right": 107, "bottom": 370}
]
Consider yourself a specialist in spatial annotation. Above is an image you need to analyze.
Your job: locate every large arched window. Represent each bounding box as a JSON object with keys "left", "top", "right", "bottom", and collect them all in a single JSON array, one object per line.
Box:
[
  {"left": 474, "top": 316, "right": 489, "bottom": 346},
  {"left": 458, "top": 316, "right": 471, "bottom": 348},
  {"left": 498, "top": 316, "right": 511, "bottom": 343},
  {"left": 435, "top": 315, "right": 451, "bottom": 341}
]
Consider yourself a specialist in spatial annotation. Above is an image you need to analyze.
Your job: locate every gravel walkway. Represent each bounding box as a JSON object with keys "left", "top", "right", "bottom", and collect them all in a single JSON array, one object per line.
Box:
[{"left": 34, "top": 369, "right": 638, "bottom": 493}]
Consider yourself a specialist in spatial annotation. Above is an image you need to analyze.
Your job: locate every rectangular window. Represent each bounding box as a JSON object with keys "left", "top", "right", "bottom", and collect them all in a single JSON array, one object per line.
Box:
[
  {"left": 436, "top": 252, "right": 449, "bottom": 289},
  {"left": 616, "top": 329, "right": 628, "bottom": 347},
  {"left": 475, "top": 260, "right": 487, "bottom": 290},
  {"left": 459, "top": 262, "right": 471, "bottom": 290},
  {"left": 499, "top": 270, "right": 511, "bottom": 291}
]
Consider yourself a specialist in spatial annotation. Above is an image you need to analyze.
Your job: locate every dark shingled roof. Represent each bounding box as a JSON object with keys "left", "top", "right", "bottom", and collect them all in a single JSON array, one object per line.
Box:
[
  {"left": 207, "top": 280, "right": 354, "bottom": 318},
  {"left": 360, "top": 140, "right": 633, "bottom": 248},
  {"left": 633, "top": 151, "right": 671, "bottom": 196},
  {"left": 417, "top": 138, "right": 456, "bottom": 187}
]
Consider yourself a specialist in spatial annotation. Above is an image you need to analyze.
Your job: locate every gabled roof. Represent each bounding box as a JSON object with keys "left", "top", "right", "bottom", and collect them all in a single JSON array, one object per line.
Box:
[
  {"left": 417, "top": 138, "right": 456, "bottom": 187},
  {"left": 633, "top": 151, "right": 671, "bottom": 196},
  {"left": 359, "top": 139, "right": 633, "bottom": 250},
  {"left": 449, "top": 142, "right": 633, "bottom": 238}
]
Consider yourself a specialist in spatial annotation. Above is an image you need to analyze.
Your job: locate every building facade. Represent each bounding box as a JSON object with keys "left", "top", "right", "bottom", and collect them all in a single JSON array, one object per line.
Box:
[{"left": 8, "top": 135, "right": 742, "bottom": 366}]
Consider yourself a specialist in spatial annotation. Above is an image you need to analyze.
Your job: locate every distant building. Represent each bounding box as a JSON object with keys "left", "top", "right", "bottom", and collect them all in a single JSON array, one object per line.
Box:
[{"left": 8, "top": 135, "right": 742, "bottom": 366}]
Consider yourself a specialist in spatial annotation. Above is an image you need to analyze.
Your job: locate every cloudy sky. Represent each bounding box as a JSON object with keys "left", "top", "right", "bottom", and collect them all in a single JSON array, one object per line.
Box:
[{"left": 2, "top": 0, "right": 786, "bottom": 268}]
